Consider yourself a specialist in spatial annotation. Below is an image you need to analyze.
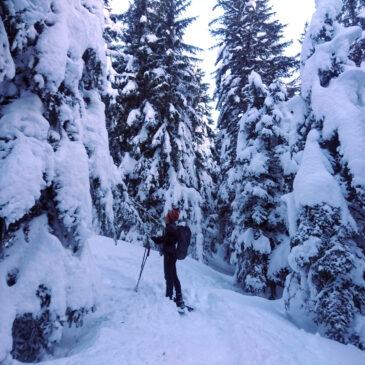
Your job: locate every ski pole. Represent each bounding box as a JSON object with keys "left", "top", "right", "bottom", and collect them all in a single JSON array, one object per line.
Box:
[{"left": 135, "top": 245, "right": 151, "bottom": 292}]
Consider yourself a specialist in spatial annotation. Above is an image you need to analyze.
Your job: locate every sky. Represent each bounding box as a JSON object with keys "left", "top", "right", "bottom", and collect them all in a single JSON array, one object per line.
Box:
[{"left": 111, "top": 0, "right": 315, "bottom": 101}]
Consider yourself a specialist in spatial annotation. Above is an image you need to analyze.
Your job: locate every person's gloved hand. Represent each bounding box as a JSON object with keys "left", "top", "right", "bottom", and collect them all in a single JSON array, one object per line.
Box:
[{"left": 151, "top": 236, "right": 160, "bottom": 245}]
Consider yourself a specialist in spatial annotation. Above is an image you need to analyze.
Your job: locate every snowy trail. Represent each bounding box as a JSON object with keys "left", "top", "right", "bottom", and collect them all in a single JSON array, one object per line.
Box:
[{"left": 36, "top": 236, "right": 365, "bottom": 365}]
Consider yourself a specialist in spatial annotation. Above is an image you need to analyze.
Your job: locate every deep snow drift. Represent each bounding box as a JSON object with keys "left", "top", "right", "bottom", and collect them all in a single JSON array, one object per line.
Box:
[{"left": 5, "top": 236, "right": 363, "bottom": 365}]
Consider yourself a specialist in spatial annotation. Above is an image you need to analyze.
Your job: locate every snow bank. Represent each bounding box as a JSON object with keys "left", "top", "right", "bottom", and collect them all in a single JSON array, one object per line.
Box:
[
  {"left": 0, "top": 217, "right": 100, "bottom": 362},
  {"left": 35, "top": 235, "right": 365, "bottom": 365}
]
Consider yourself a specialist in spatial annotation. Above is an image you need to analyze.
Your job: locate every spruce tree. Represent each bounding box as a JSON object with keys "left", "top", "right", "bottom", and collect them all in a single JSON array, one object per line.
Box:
[
  {"left": 230, "top": 72, "right": 292, "bottom": 297},
  {"left": 285, "top": 0, "right": 365, "bottom": 348},
  {"left": 284, "top": 132, "right": 365, "bottom": 349},
  {"left": 190, "top": 68, "right": 219, "bottom": 258},
  {"left": 0, "top": 0, "right": 116, "bottom": 361},
  {"left": 103, "top": 0, "right": 146, "bottom": 243},
  {"left": 109, "top": 0, "right": 216, "bottom": 259},
  {"left": 211, "top": 0, "right": 297, "bottom": 258}
]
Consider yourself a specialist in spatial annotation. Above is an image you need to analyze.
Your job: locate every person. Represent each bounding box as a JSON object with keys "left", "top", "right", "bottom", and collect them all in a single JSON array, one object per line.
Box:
[{"left": 152, "top": 208, "right": 185, "bottom": 309}]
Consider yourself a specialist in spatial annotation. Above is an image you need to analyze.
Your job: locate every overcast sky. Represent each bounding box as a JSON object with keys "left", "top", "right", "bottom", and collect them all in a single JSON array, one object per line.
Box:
[{"left": 111, "top": 0, "right": 315, "bottom": 98}]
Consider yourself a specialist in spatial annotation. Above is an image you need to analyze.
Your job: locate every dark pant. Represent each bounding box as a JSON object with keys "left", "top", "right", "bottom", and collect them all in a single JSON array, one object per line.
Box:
[{"left": 164, "top": 253, "right": 182, "bottom": 300}]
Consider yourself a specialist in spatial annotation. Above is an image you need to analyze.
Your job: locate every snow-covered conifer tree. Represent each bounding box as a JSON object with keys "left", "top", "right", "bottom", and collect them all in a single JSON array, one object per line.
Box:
[
  {"left": 102, "top": 1, "right": 146, "bottom": 244},
  {"left": 292, "top": 0, "right": 345, "bottom": 155},
  {"left": 0, "top": 0, "right": 117, "bottom": 361},
  {"left": 190, "top": 68, "right": 219, "bottom": 258},
  {"left": 284, "top": 131, "right": 365, "bottom": 348},
  {"left": 285, "top": 0, "right": 365, "bottom": 348},
  {"left": 109, "top": 0, "right": 217, "bottom": 260},
  {"left": 211, "top": 0, "right": 297, "bottom": 256},
  {"left": 229, "top": 72, "right": 292, "bottom": 297},
  {"left": 340, "top": 0, "right": 365, "bottom": 65},
  {"left": 106, "top": 0, "right": 157, "bottom": 168},
  {"left": 341, "top": 0, "right": 365, "bottom": 25}
]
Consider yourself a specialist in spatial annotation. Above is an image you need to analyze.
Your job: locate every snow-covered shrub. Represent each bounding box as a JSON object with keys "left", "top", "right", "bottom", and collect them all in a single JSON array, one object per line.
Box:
[{"left": 0, "top": 0, "right": 116, "bottom": 361}]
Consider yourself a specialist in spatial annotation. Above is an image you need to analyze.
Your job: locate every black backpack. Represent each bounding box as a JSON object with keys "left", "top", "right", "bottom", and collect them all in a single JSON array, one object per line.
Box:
[{"left": 176, "top": 225, "right": 191, "bottom": 260}]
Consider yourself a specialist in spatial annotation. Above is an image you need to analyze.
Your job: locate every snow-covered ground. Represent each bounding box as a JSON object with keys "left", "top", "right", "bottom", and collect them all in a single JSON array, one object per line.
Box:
[{"left": 17, "top": 236, "right": 365, "bottom": 365}]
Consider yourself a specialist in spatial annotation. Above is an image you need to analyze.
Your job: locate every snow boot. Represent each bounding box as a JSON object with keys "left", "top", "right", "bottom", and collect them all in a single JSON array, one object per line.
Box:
[
  {"left": 174, "top": 294, "right": 185, "bottom": 307},
  {"left": 174, "top": 294, "right": 189, "bottom": 314}
]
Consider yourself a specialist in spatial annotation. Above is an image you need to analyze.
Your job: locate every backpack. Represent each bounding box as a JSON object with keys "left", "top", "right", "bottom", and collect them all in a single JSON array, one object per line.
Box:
[{"left": 176, "top": 225, "right": 191, "bottom": 260}]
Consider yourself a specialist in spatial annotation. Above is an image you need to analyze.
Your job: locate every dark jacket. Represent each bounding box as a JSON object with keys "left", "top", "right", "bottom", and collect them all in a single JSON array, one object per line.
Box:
[{"left": 154, "top": 222, "right": 178, "bottom": 255}]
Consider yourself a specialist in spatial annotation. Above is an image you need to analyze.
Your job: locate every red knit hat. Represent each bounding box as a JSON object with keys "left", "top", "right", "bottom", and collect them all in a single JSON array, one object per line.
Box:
[{"left": 166, "top": 208, "right": 180, "bottom": 222}]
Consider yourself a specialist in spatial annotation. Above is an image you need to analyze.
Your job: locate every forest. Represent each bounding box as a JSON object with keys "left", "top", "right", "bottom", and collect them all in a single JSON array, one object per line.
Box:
[{"left": 1, "top": 0, "right": 365, "bottom": 364}]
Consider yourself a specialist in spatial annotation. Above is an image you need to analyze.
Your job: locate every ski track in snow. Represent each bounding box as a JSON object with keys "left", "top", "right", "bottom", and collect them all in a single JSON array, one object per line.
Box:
[{"left": 28, "top": 236, "right": 365, "bottom": 365}]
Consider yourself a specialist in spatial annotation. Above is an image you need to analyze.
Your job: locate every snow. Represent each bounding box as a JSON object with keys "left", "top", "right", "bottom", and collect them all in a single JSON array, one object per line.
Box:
[
  {"left": 302, "top": 26, "right": 361, "bottom": 98},
  {"left": 0, "top": 1, "right": 117, "bottom": 361},
  {"left": 248, "top": 70, "right": 266, "bottom": 91},
  {"left": 299, "top": 0, "right": 365, "bottom": 189},
  {"left": 19, "top": 235, "right": 365, "bottom": 365},
  {"left": 288, "top": 236, "right": 321, "bottom": 273},
  {"left": 2, "top": 0, "right": 365, "bottom": 360},
  {"left": 0, "top": 18, "right": 15, "bottom": 82},
  {"left": 246, "top": 0, "right": 257, "bottom": 10},
  {"left": 242, "top": 228, "right": 271, "bottom": 254},
  {"left": 285, "top": 0, "right": 365, "bottom": 348},
  {"left": 293, "top": 130, "right": 348, "bottom": 211},
  {"left": 268, "top": 236, "right": 291, "bottom": 279},
  {"left": 312, "top": 69, "right": 365, "bottom": 188},
  {"left": 54, "top": 139, "right": 93, "bottom": 243},
  {"left": 0, "top": 217, "right": 100, "bottom": 363},
  {"left": 151, "top": 123, "right": 166, "bottom": 148},
  {"left": 282, "top": 192, "right": 298, "bottom": 237},
  {"left": 122, "top": 80, "right": 138, "bottom": 95},
  {"left": 15, "top": 0, "right": 107, "bottom": 93},
  {"left": 145, "top": 34, "right": 158, "bottom": 43},
  {"left": 82, "top": 90, "right": 118, "bottom": 231},
  {"left": 127, "top": 108, "right": 141, "bottom": 126},
  {"left": 301, "top": 0, "right": 343, "bottom": 64},
  {"left": 0, "top": 94, "right": 54, "bottom": 224},
  {"left": 119, "top": 153, "right": 138, "bottom": 178},
  {"left": 285, "top": 95, "right": 307, "bottom": 157},
  {"left": 143, "top": 101, "right": 156, "bottom": 125}
]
